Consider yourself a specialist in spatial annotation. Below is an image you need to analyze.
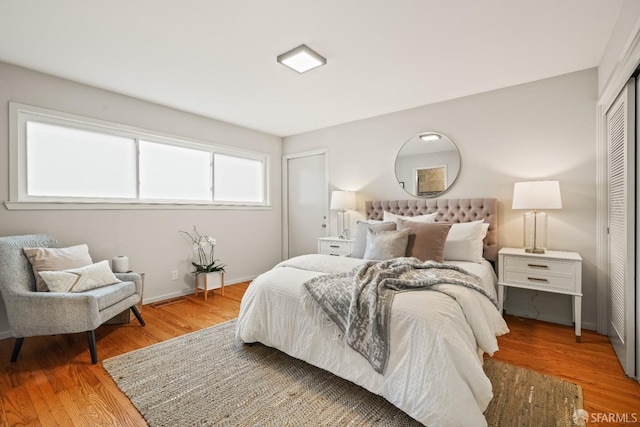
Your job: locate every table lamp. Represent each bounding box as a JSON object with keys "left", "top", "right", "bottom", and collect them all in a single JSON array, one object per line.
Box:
[
  {"left": 330, "top": 190, "right": 356, "bottom": 239},
  {"left": 512, "top": 181, "right": 562, "bottom": 254}
]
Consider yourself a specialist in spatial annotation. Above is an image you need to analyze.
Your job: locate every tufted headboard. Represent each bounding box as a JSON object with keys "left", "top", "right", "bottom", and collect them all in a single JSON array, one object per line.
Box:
[{"left": 365, "top": 198, "right": 498, "bottom": 263}]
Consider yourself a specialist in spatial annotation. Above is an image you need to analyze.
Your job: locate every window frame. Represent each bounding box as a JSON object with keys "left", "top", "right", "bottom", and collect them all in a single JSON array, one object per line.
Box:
[{"left": 7, "top": 102, "right": 271, "bottom": 210}]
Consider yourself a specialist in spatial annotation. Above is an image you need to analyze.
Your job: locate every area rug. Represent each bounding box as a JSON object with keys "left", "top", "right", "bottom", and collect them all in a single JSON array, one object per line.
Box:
[{"left": 103, "top": 319, "right": 583, "bottom": 426}]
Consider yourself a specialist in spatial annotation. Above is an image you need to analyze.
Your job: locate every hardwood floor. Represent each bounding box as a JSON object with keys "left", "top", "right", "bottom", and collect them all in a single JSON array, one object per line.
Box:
[
  {"left": 0, "top": 283, "right": 249, "bottom": 427},
  {"left": 0, "top": 283, "right": 638, "bottom": 426},
  {"left": 493, "top": 315, "right": 640, "bottom": 424}
]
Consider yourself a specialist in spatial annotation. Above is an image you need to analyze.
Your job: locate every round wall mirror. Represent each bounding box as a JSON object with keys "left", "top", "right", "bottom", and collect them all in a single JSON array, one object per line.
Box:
[{"left": 394, "top": 132, "right": 461, "bottom": 198}]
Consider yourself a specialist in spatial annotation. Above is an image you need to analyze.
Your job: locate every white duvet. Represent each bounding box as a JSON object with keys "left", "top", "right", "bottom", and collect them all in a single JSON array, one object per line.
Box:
[{"left": 236, "top": 254, "right": 509, "bottom": 426}]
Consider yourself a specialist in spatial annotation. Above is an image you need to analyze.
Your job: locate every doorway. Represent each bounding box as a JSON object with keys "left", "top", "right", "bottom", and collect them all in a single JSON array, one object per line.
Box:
[{"left": 282, "top": 150, "right": 328, "bottom": 259}]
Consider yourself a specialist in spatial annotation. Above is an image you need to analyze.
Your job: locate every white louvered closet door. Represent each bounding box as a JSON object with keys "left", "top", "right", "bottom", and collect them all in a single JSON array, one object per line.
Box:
[{"left": 607, "top": 78, "right": 636, "bottom": 378}]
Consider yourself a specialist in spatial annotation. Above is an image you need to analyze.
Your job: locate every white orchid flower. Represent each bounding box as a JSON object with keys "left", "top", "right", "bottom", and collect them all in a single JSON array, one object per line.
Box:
[{"left": 180, "top": 227, "right": 225, "bottom": 273}]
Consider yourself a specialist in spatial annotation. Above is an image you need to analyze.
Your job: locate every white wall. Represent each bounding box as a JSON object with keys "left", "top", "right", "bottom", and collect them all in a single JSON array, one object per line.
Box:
[
  {"left": 0, "top": 62, "right": 282, "bottom": 338},
  {"left": 284, "top": 69, "right": 598, "bottom": 329}
]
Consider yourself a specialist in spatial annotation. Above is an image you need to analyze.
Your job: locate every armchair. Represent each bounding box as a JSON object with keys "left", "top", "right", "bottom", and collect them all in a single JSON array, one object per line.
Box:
[{"left": 0, "top": 234, "right": 145, "bottom": 364}]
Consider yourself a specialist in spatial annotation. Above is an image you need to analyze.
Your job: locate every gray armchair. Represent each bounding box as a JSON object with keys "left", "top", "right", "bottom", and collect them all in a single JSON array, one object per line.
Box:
[{"left": 0, "top": 234, "right": 145, "bottom": 364}]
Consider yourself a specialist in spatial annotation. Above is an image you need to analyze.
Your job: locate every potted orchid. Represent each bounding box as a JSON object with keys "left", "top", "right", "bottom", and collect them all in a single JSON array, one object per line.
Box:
[{"left": 180, "top": 226, "right": 226, "bottom": 273}]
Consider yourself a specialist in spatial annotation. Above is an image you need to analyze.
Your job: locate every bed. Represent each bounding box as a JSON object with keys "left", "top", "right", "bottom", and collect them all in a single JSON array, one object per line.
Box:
[{"left": 236, "top": 198, "right": 509, "bottom": 426}]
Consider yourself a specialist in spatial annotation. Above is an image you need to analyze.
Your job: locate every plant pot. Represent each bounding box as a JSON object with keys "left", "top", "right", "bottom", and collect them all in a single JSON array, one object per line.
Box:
[{"left": 194, "top": 271, "right": 225, "bottom": 300}]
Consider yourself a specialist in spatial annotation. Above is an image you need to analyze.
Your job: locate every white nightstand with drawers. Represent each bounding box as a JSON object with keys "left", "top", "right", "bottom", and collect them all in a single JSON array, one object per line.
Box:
[
  {"left": 317, "top": 237, "right": 354, "bottom": 256},
  {"left": 498, "top": 247, "right": 583, "bottom": 342}
]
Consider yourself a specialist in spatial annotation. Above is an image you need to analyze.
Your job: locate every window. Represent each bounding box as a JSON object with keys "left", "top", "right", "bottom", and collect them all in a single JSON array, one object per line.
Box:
[
  {"left": 9, "top": 102, "right": 270, "bottom": 209},
  {"left": 26, "top": 121, "right": 137, "bottom": 199},
  {"left": 213, "top": 153, "right": 264, "bottom": 203},
  {"left": 139, "top": 140, "right": 212, "bottom": 201}
]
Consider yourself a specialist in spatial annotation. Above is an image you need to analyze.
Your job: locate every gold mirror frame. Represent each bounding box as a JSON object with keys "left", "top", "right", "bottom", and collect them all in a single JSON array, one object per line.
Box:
[{"left": 394, "top": 132, "right": 461, "bottom": 198}]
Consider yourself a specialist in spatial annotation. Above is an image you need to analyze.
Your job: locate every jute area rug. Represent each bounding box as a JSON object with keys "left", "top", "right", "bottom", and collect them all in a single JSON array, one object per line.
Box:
[{"left": 103, "top": 319, "right": 583, "bottom": 426}]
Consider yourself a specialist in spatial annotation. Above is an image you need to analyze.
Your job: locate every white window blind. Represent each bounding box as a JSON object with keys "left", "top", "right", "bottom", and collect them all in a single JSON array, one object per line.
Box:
[
  {"left": 9, "top": 102, "right": 270, "bottom": 208},
  {"left": 26, "top": 121, "right": 137, "bottom": 198},
  {"left": 139, "top": 140, "right": 212, "bottom": 201},
  {"left": 213, "top": 154, "right": 264, "bottom": 203}
]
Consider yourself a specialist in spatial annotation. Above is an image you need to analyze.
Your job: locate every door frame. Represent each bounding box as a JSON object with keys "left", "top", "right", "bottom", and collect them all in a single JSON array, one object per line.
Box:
[{"left": 282, "top": 149, "right": 329, "bottom": 260}]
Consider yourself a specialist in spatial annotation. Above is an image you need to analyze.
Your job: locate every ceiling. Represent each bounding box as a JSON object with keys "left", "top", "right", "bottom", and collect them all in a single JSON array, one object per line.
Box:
[{"left": 0, "top": 0, "right": 624, "bottom": 137}]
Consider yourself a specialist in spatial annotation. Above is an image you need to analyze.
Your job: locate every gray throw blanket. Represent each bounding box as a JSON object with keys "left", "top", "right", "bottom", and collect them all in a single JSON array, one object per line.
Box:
[{"left": 304, "top": 257, "right": 498, "bottom": 374}]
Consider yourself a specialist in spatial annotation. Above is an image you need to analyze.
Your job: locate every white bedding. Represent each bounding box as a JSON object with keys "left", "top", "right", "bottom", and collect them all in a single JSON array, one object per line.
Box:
[{"left": 236, "top": 254, "right": 509, "bottom": 426}]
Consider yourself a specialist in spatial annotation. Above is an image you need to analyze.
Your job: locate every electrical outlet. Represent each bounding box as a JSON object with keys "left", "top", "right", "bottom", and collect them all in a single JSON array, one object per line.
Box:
[{"left": 171, "top": 270, "right": 178, "bottom": 281}]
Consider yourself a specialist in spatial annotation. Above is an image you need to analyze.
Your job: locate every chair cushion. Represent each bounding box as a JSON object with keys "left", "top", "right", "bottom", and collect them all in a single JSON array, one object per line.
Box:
[{"left": 84, "top": 280, "right": 136, "bottom": 311}]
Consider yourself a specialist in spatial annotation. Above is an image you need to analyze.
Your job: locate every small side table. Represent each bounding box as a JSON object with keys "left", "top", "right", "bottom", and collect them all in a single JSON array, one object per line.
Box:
[
  {"left": 317, "top": 237, "right": 354, "bottom": 256},
  {"left": 194, "top": 271, "right": 225, "bottom": 300},
  {"left": 498, "top": 247, "right": 582, "bottom": 341}
]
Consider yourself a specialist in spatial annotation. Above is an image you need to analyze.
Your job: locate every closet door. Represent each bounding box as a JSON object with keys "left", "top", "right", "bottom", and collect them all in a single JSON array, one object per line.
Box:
[{"left": 607, "top": 78, "right": 636, "bottom": 378}]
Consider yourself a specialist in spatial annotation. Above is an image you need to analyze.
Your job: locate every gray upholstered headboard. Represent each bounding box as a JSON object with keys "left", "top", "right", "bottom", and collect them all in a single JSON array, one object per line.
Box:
[{"left": 365, "top": 198, "right": 498, "bottom": 263}]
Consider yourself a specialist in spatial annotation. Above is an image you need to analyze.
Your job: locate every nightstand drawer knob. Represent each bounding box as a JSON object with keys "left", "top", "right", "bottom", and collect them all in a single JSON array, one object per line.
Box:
[
  {"left": 527, "top": 277, "right": 549, "bottom": 283},
  {"left": 330, "top": 245, "right": 340, "bottom": 248},
  {"left": 527, "top": 263, "right": 549, "bottom": 269}
]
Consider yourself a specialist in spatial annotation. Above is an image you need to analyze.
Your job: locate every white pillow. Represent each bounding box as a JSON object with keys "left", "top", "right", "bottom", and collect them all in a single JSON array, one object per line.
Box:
[
  {"left": 38, "top": 260, "right": 121, "bottom": 293},
  {"left": 23, "top": 244, "right": 93, "bottom": 292},
  {"left": 443, "top": 220, "right": 489, "bottom": 263},
  {"left": 383, "top": 211, "right": 437, "bottom": 223}
]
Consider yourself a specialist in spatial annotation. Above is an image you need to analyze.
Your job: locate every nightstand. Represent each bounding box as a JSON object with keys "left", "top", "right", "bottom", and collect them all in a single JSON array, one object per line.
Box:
[
  {"left": 317, "top": 237, "right": 354, "bottom": 256},
  {"left": 498, "top": 248, "right": 583, "bottom": 341}
]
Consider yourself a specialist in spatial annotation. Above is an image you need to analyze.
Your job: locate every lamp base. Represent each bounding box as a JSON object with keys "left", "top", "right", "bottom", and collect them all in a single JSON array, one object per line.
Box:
[
  {"left": 523, "top": 210, "right": 548, "bottom": 254},
  {"left": 337, "top": 210, "right": 351, "bottom": 239},
  {"left": 525, "top": 248, "right": 546, "bottom": 254}
]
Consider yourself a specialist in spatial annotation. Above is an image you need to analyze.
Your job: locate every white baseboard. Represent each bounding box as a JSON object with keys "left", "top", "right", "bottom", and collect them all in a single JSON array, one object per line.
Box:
[
  {"left": 0, "top": 330, "right": 12, "bottom": 340},
  {"left": 505, "top": 310, "right": 597, "bottom": 332},
  {"left": 142, "top": 276, "right": 256, "bottom": 305},
  {"left": 142, "top": 288, "right": 193, "bottom": 304}
]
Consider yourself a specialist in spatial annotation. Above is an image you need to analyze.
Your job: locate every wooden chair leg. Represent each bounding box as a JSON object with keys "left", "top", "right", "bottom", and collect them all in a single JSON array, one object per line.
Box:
[
  {"left": 10, "top": 337, "right": 24, "bottom": 363},
  {"left": 131, "top": 305, "right": 146, "bottom": 326},
  {"left": 87, "top": 331, "right": 98, "bottom": 364}
]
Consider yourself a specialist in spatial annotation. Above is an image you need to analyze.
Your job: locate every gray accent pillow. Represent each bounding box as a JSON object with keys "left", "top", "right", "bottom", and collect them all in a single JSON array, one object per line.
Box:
[
  {"left": 351, "top": 221, "right": 396, "bottom": 258},
  {"left": 363, "top": 228, "right": 411, "bottom": 261}
]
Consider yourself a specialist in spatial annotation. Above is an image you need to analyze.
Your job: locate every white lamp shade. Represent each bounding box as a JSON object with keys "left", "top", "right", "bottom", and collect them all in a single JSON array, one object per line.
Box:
[
  {"left": 512, "top": 181, "right": 562, "bottom": 210},
  {"left": 330, "top": 190, "right": 356, "bottom": 211}
]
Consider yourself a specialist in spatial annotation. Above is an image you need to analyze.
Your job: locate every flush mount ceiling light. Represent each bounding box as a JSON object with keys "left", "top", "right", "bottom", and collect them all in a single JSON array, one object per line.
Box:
[
  {"left": 419, "top": 133, "right": 441, "bottom": 142},
  {"left": 277, "top": 44, "right": 327, "bottom": 73}
]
